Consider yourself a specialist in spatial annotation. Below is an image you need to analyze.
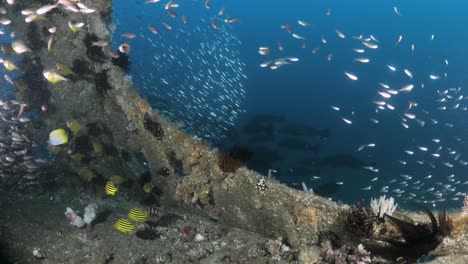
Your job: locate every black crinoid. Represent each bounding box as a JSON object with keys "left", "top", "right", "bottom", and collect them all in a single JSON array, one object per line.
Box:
[
  {"left": 218, "top": 145, "right": 253, "bottom": 173},
  {"left": 376, "top": 204, "right": 453, "bottom": 261},
  {"left": 16, "top": 57, "right": 50, "bottom": 109},
  {"left": 83, "top": 33, "right": 108, "bottom": 63},
  {"left": 94, "top": 70, "right": 112, "bottom": 98},
  {"left": 340, "top": 202, "right": 376, "bottom": 239},
  {"left": 111, "top": 52, "right": 131, "bottom": 73}
]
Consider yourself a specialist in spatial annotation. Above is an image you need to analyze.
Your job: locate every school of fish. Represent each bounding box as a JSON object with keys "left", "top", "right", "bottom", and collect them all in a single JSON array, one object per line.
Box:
[
  {"left": 257, "top": 4, "right": 467, "bottom": 208},
  {"left": 0, "top": 0, "right": 466, "bottom": 208},
  {"left": 112, "top": 0, "right": 246, "bottom": 142}
]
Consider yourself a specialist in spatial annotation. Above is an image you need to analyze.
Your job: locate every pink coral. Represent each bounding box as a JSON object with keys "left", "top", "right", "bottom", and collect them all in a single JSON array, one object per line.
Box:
[{"left": 65, "top": 208, "right": 77, "bottom": 221}]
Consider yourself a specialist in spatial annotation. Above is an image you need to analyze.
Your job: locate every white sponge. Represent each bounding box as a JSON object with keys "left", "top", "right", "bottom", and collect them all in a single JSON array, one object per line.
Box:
[
  {"left": 83, "top": 203, "right": 97, "bottom": 225},
  {"left": 64, "top": 207, "right": 85, "bottom": 228}
]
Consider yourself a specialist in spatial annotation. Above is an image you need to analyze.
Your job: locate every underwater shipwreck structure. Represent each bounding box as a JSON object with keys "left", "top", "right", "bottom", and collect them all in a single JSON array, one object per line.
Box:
[{"left": 0, "top": 0, "right": 466, "bottom": 263}]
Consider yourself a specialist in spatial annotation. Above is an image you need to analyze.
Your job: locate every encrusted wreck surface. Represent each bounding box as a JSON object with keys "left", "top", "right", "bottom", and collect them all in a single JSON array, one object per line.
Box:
[{"left": 0, "top": 0, "right": 466, "bottom": 263}]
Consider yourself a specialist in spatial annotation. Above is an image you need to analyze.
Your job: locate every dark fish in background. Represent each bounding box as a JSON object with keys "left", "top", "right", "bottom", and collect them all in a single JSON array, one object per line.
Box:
[
  {"left": 306, "top": 153, "right": 375, "bottom": 170},
  {"left": 246, "top": 145, "right": 283, "bottom": 175},
  {"left": 277, "top": 138, "right": 320, "bottom": 154},
  {"left": 313, "top": 181, "right": 341, "bottom": 196},
  {"left": 248, "top": 114, "right": 286, "bottom": 124},
  {"left": 305, "top": 144, "right": 320, "bottom": 154},
  {"left": 243, "top": 114, "right": 286, "bottom": 136},
  {"left": 247, "top": 132, "right": 275, "bottom": 144},
  {"left": 243, "top": 120, "right": 274, "bottom": 135},
  {"left": 246, "top": 160, "right": 273, "bottom": 176},
  {"left": 249, "top": 145, "right": 282, "bottom": 163},
  {"left": 286, "top": 167, "right": 320, "bottom": 177},
  {"left": 278, "top": 123, "right": 330, "bottom": 139}
]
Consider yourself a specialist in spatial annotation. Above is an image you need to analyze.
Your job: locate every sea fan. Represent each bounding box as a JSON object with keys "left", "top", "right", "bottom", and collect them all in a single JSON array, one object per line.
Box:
[
  {"left": 438, "top": 208, "right": 453, "bottom": 237},
  {"left": 217, "top": 146, "right": 253, "bottom": 173}
]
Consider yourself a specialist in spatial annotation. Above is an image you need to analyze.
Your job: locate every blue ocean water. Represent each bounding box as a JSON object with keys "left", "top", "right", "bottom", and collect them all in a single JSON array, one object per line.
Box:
[{"left": 112, "top": 0, "right": 468, "bottom": 209}]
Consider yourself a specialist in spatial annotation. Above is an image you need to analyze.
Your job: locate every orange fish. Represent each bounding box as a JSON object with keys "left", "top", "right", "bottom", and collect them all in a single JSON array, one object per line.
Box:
[{"left": 118, "top": 43, "right": 131, "bottom": 54}]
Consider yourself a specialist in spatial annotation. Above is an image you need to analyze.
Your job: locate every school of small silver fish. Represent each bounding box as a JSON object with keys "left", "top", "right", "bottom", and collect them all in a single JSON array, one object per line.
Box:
[
  {"left": 0, "top": 0, "right": 100, "bottom": 190},
  {"left": 0, "top": 0, "right": 466, "bottom": 207},
  {"left": 0, "top": 0, "right": 246, "bottom": 193},
  {"left": 0, "top": 100, "right": 44, "bottom": 190},
  {"left": 258, "top": 4, "right": 467, "bottom": 207},
  {"left": 112, "top": 0, "right": 246, "bottom": 142}
]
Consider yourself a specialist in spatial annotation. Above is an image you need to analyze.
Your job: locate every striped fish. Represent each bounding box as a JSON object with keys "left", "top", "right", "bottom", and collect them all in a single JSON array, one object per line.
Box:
[
  {"left": 128, "top": 208, "right": 148, "bottom": 222},
  {"left": 114, "top": 218, "right": 134, "bottom": 233},
  {"left": 105, "top": 181, "right": 118, "bottom": 196},
  {"left": 145, "top": 207, "right": 164, "bottom": 217}
]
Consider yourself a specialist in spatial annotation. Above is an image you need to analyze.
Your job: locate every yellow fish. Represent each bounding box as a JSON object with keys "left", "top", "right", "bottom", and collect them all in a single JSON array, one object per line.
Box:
[
  {"left": 92, "top": 142, "right": 103, "bottom": 153},
  {"left": 78, "top": 167, "right": 96, "bottom": 182},
  {"left": 114, "top": 218, "right": 134, "bottom": 233},
  {"left": 1, "top": 44, "right": 14, "bottom": 56},
  {"left": 128, "top": 208, "right": 148, "bottom": 222},
  {"left": 3, "top": 60, "right": 18, "bottom": 71},
  {"left": 66, "top": 119, "right": 81, "bottom": 133},
  {"left": 56, "top": 63, "right": 75, "bottom": 76},
  {"left": 11, "top": 40, "right": 31, "bottom": 54},
  {"left": 69, "top": 153, "right": 84, "bottom": 161},
  {"left": 48, "top": 35, "right": 54, "bottom": 52},
  {"left": 25, "top": 14, "right": 45, "bottom": 23},
  {"left": 68, "top": 21, "right": 84, "bottom": 32},
  {"left": 143, "top": 182, "right": 153, "bottom": 193},
  {"left": 43, "top": 70, "right": 68, "bottom": 84},
  {"left": 49, "top": 129, "right": 68, "bottom": 146},
  {"left": 105, "top": 180, "right": 118, "bottom": 196},
  {"left": 109, "top": 175, "right": 126, "bottom": 185}
]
